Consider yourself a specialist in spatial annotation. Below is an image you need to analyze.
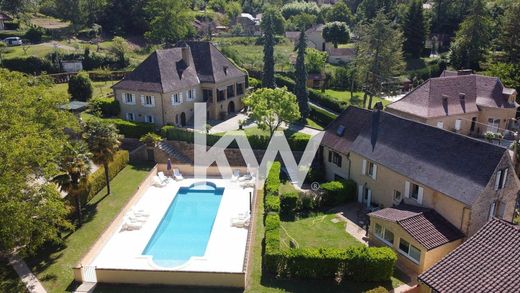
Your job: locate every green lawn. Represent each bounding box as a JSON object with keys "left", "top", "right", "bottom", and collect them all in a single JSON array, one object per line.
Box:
[
  {"left": 2, "top": 44, "right": 63, "bottom": 59},
  {"left": 305, "top": 118, "right": 324, "bottom": 130},
  {"left": 323, "top": 89, "right": 391, "bottom": 107},
  {"left": 246, "top": 191, "right": 408, "bottom": 293},
  {"left": 280, "top": 214, "right": 363, "bottom": 249},
  {"left": 52, "top": 80, "right": 117, "bottom": 100},
  {"left": 26, "top": 163, "right": 153, "bottom": 293}
]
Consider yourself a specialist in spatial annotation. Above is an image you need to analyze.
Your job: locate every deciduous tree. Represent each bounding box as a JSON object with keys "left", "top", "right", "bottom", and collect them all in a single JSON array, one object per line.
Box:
[
  {"left": 144, "top": 0, "right": 195, "bottom": 44},
  {"left": 68, "top": 71, "right": 93, "bottom": 102},
  {"left": 243, "top": 88, "right": 300, "bottom": 138},
  {"left": 323, "top": 21, "right": 350, "bottom": 48}
]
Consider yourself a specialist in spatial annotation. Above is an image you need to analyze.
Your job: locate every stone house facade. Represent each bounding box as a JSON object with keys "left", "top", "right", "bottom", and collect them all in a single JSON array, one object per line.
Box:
[{"left": 112, "top": 41, "right": 248, "bottom": 126}]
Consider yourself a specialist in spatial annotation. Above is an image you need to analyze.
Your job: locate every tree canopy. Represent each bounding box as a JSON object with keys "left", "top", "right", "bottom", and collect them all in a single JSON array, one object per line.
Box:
[
  {"left": 0, "top": 69, "right": 75, "bottom": 256},
  {"left": 323, "top": 21, "right": 350, "bottom": 48},
  {"left": 144, "top": 0, "right": 195, "bottom": 44},
  {"left": 402, "top": 0, "right": 426, "bottom": 58},
  {"left": 243, "top": 87, "right": 300, "bottom": 138},
  {"left": 295, "top": 31, "right": 310, "bottom": 119},
  {"left": 498, "top": 1, "right": 520, "bottom": 64}
]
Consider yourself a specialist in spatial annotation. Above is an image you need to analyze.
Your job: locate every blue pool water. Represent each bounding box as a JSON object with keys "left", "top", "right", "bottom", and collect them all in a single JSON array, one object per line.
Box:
[{"left": 142, "top": 182, "right": 224, "bottom": 267}]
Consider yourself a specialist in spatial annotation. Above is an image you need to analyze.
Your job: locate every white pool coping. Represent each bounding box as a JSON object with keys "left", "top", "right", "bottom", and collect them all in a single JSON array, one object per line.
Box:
[{"left": 90, "top": 178, "right": 254, "bottom": 273}]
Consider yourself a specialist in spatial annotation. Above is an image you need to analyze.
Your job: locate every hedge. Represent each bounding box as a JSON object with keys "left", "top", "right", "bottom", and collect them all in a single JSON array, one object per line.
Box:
[
  {"left": 66, "top": 150, "right": 129, "bottom": 206},
  {"left": 1, "top": 56, "right": 58, "bottom": 75},
  {"left": 309, "top": 105, "right": 337, "bottom": 127},
  {"left": 90, "top": 97, "right": 121, "bottom": 117},
  {"left": 264, "top": 213, "right": 282, "bottom": 272},
  {"left": 265, "top": 161, "right": 281, "bottom": 196},
  {"left": 320, "top": 179, "right": 357, "bottom": 206},
  {"left": 280, "top": 192, "right": 299, "bottom": 220},
  {"left": 104, "top": 118, "right": 156, "bottom": 138},
  {"left": 265, "top": 195, "right": 281, "bottom": 214}
]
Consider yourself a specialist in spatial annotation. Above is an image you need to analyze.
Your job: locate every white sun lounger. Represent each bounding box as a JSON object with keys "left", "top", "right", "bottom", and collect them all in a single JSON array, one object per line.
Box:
[
  {"left": 231, "top": 215, "right": 251, "bottom": 228},
  {"left": 121, "top": 221, "right": 143, "bottom": 231},
  {"left": 158, "top": 172, "right": 169, "bottom": 183},
  {"left": 153, "top": 176, "right": 167, "bottom": 187},
  {"left": 231, "top": 169, "right": 240, "bottom": 182},
  {"left": 173, "top": 168, "right": 184, "bottom": 181}
]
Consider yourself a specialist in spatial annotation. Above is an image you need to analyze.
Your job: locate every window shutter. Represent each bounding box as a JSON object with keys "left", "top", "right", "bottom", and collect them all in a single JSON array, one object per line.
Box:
[
  {"left": 121, "top": 93, "right": 126, "bottom": 104},
  {"left": 328, "top": 151, "right": 332, "bottom": 162},
  {"left": 180, "top": 92, "right": 183, "bottom": 103},
  {"left": 357, "top": 185, "right": 363, "bottom": 203},
  {"left": 171, "top": 95, "right": 175, "bottom": 105},
  {"left": 366, "top": 189, "right": 372, "bottom": 208},
  {"left": 488, "top": 201, "right": 496, "bottom": 220},
  {"left": 131, "top": 94, "right": 136, "bottom": 104},
  {"left": 405, "top": 181, "right": 410, "bottom": 198},
  {"left": 151, "top": 96, "right": 155, "bottom": 106},
  {"left": 455, "top": 119, "right": 462, "bottom": 130},
  {"left": 417, "top": 187, "right": 424, "bottom": 204},
  {"left": 372, "top": 164, "right": 377, "bottom": 180},
  {"left": 140, "top": 95, "right": 145, "bottom": 105},
  {"left": 501, "top": 168, "right": 508, "bottom": 188},
  {"left": 362, "top": 159, "right": 367, "bottom": 175},
  {"left": 495, "top": 170, "right": 502, "bottom": 190}
]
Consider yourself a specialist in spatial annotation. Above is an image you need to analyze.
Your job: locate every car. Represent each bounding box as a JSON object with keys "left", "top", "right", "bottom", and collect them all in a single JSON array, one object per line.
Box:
[{"left": 3, "top": 37, "right": 22, "bottom": 46}]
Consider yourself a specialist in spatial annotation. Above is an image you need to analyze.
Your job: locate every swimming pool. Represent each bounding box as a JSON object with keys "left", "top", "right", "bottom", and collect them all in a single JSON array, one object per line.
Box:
[{"left": 142, "top": 182, "right": 224, "bottom": 268}]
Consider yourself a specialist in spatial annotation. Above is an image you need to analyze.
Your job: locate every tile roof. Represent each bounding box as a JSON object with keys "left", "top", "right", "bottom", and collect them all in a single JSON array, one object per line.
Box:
[
  {"left": 112, "top": 41, "right": 245, "bottom": 93},
  {"left": 419, "top": 219, "right": 520, "bottom": 293},
  {"left": 369, "top": 205, "right": 464, "bottom": 250},
  {"left": 387, "top": 72, "right": 517, "bottom": 118},
  {"left": 328, "top": 48, "right": 356, "bottom": 57},
  {"left": 322, "top": 106, "right": 509, "bottom": 205}
]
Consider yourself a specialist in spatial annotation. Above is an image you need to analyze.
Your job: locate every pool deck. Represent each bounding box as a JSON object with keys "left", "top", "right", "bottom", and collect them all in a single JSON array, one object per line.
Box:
[{"left": 90, "top": 177, "right": 254, "bottom": 274}]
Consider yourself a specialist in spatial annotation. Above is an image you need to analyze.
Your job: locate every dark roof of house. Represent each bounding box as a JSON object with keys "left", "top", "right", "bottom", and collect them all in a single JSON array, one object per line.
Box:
[
  {"left": 418, "top": 219, "right": 520, "bottom": 293},
  {"left": 328, "top": 48, "right": 356, "bottom": 57},
  {"left": 112, "top": 41, "right": 245, "bottom": 93},
  {"left": 184, "top": 41, "right": 245, "bottom": 83},
  {"left": 322, "top": 106, "right": 508, "bottom": 205},
  {"left": 387, "top": 72, "right": 517, "bottom": 118},
  {"left": 0, "top": 12, "right": 12, "bottom": 21},
  {"left": 369, "top": 204, "right": 464, "bottom": 250}
]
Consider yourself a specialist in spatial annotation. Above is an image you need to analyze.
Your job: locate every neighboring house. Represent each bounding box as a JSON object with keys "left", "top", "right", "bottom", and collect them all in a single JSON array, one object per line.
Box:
[
  {"left": 320, "top": 106, "right": 520, "bottom": 273},
  {"left": 113, "top": 41, "right": 248, "bottom": 126},
  {"left": 307, "top": 73, "right": 326, "bottom": 89},
  {"left": 386, "top": 70, "right": 518, "bottom": 137},
  {"left": 327, "top": 48, "right": 356, "bottom": 64},
  {"left": 0, "top": 12, "right": 12, "bottom": 30},
  {"left": 285, "top": 25, "right": 332, "bottom": 51},
  {"left": 236, "top": 13, "right": 261, "bottom": 36},
  {"left": 418, "top": 218, "right": 520, "bottom": 293}
]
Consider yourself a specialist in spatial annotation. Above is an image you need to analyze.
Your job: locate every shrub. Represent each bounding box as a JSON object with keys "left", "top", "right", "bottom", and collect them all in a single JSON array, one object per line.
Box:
[
  {"left": 265, "top": 195, "right": 281, "bottom": 214},
  {"left": 309, "top": 105, "right": 337, "bottom": 127},
  {"left": 343, "top": 246, "right": 396, "bottom": 281},
  {"left": 68, "top": 71, "right": 93, "bottom": 101},
  {"left": 1, "top": 56, "right": 57, "bottom": 74},
  {"left": 265, "top": 162, "right": 281, "bottom": 196},
  {"left": 320, "top": 179, "right": 357, "bottom": 206},
  {"left": 248, "top": 76, "right": 261, "bottom": 89},
  {"left": 287, "top": 132, "right": 311, "bottom": 151},
  {"left": 89, "top": 97, "right": 120, "bottom": 117},
  {"left": 281, "top": 1, "right": 321, "bottom": 19},
  {"left": 304, "top": 167, "right": 325, "bottom": 184},
  {"left": 264, "top": 213, "right": 281, "bottom": 272},
  {"left": 365, "top": 287, "right": 389, "bottom": 293},
  {"left": 140, "top": 132, "right": 162, "bottom": 145},
  {"left": 105, "top": 118, "right": 156, "bottom": 138},
  {"left": 25, "top": 26, "right": 44, "bottom": 43},
  {"left": 280, "top": 192, "right": 299, "bottom": 220}
]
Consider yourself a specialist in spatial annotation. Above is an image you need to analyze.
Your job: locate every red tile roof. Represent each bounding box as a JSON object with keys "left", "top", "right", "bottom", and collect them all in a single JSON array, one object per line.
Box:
[
  {"left": 369, "top": 204, "right": 464, "bottom": 250},
  {"left": 419, "top": 219, "right": 520, "bottom": 293}
]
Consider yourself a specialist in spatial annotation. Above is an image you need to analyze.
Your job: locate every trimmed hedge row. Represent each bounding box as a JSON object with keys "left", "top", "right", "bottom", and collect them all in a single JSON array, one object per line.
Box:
[
  {"left": 264, "top": 210, "right": 396, "bottom": 281},
  {"left": 265, "top": 195, "right": 281, "bottom": 213},
  {"left": 280, "top": 192, "right": 299, "bottom": 220},
  {"left": 320, "top": 179, "right": 357, "bottom": 206},
  {"left": 265, "top": 161, "right": 281, "bottom": 197},
  {"left": 1, "top": 56, "right": 58, "bottom": 75},
  {"left": 90, "top": 97, "right": 121, "bottom": 117},
  {"left": 161, "top": 126, "right": 311, "bottom": 151},
  {"left": 309, "top": 105, "right": 337, "bottom": 127},
  {"left": 104, "top": 118, "right": 156, "bottom": 138}
]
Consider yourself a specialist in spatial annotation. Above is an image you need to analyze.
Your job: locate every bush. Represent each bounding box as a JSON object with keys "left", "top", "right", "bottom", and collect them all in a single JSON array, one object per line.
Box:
[
  {"left": 90, "top": 97, "right": 120, "bottom": 117},
  {"left": 365, "top": 287, "right": 389, "bottom": 293},
  {"left": 265, "top": 195, "right": 281, "bottom": 214},
  {"left": 264, "top": 213, "right": 281, "bottom": 272},
  {"left": 25, "top": 26, "right": 44, "bottom": 43},
  {"left": 248, "top": 76, "right": 261, "bottom": 89},
  {"left": 105, "top": 118, "right": 156, "bottom": 138},
  {"left": 287, "top": 132, "right": 311, "bottom": 151},
  {"left": 309, "top": 105, "right": 337, "bottom": 127},
  {"left": 280, "top": 192, "right": 299, "bottom": 220},
  {"left": 74, "top": 150, "right": 129, "bottom": 204},
  {"left": 265, "top": 162, "right": 281, "bottom": 196},
  {"left": 281, "top": 1, "right": 321, "bottom": 19},
  {"left": 1, "top": 56, "right": 57, "bottom": 74},
  {"left": 68, "top": 71, "right": 93, "bottom": 101},
  {"left": 320, "top": 179, "right": 357, "bottom": 206}
]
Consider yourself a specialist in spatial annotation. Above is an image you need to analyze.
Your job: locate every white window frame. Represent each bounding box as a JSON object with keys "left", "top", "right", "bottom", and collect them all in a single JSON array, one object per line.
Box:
[
  {"left": 144, "top": 115, "right": 154, "bottom": 123},
  {"left": 374, "top": 223, "right": 394, "bottom": 246},
  {"left": 187, "top": 88, "right": 195, "bottom": 101},
  {"left": 125, "top": 112, "right": 135, "bottom": 121},
  {"left": 398, "top": 238, "right": 421, "bottom": 264},
  {"left": 141, "top": 95, "right": 155, "bottom": 107},
  {"left": 495, "top": 168, "right": 508, "bottom": 190},
  {"left": 172, "top": 93, "right": 182, "bottom": 105},
  {"left": 487, "top": 118, "right": 500, "bottom": 133},
  {"left": 123, "top": 93, "right": 135, "bottom": 105},
  {"left": 367, "top": 161, "right": 377, "bottom": 180},
  {"left": 405, "top": 181, "right": 423, "bottom": 204}
]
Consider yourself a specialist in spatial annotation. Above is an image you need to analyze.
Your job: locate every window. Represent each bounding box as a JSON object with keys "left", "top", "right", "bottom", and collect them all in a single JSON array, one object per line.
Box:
[
  {"left": 367, "top": 162, "right": 376, "bottom": 178},
  {"left": 399, "top": 239, "right": 421, "bottom": 263},
  {"left": 172, "top": 93, "right": 182, "bottom": 105},
  {"left": 144, "top": 96, "right": 153, "bottom": 105},
  {"left": 394, "top": 190, "right": 402, "bottom": 202},
  {"left": 363, "top": 160, "right": 377, "bottom": 180},
  {"left": 124, "top": 93, "right": 134, "bottom": 104},
  {"left": 405, "top": 181, "right": 423, "bottom": 204},
  {"left": 227, "top": 85, "right": 235, "bottom": 98},
  {"left": 187, "top": 89, "right": 195, "bottom": 101},
  {"left": 217, "top": 89, "right": 226, "bottom": 101},
  {"left": 144, "top": 115, "right": 154, "bottom": 123},
  {"left": 410, "top": 183, "right": 420, "bottom": 200},
  {"left": 332, "top": 152, "right": 342, "bottom": 167},
  {"left": 237, "top": 83, "right": 244, "bottom": 95},
  {"left": 203, "top": 89, "right": 213, "bottom": 103},
  {"left": 495, "top": 168, "right": 508, "bottom": 190},
  {"left": 487, "top": 118, "right": 500, "bottom": 133},
  {"left": 125, "top": 112, "right": 134, "bottom": 121},
  {"left": 470, "top": 117, "right": 477, "bottom": 132},
  {"left": 374, "top": 223, "right": 394, "bottom": 246}
]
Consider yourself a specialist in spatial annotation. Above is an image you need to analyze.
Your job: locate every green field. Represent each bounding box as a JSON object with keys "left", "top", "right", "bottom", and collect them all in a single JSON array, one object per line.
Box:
[
  {"left": 323, "top": 89, "right": 390, "bottom": 108},
  {"left": 26, "top": 163, "right": 153, "bottom": 293},
  {"left": 52, "top": 80, "right": 117, "bottom": 100}
]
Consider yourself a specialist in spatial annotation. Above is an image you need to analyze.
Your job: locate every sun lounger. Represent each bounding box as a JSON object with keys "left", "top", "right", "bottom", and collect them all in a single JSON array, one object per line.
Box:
[
  {"left": 173, "top": 168, "right": 184, "bottom": 181},
  {"left": 158, "top": 172, "right": 169, "bottom": 183},
  {"left": 125, "top": 216, "right": 147, "bottom": 223},
  {"left": 121, "top": 221, "right": 143, "bottom": 231},
  {"left": 238, "top": 173, "right": 253, "bottom": 182},
  {"left": 231, "top": 169, "right": 240, "bottom": 182},
  {"left": 153, "top": 176, "right": 167, "bottom": 187},
  {"left": 231, "top": 215, "right": 251, "bottom": 228}
]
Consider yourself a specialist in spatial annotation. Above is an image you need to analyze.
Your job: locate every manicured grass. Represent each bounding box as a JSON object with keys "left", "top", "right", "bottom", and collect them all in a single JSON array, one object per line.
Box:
[
  {"left": 30, "top": 14, "right": 70, "bottom": 29},
  {"left": 0, "top": 261, "right": 26, "bottom": 293},
  {"left": 305, "top": 118, "right": 324, "bottom": 130},
  {"left": 280, "top": 214, "right": 362, "bottom": 249},
  {"left": 323, "top": 89, "right": 391, "bottom": 107},
  {"left": 26, "top": 163, "right": 154, "bottom": 293},
  {"left": 51, "top": 81, "right": 117, "bottom": 100},
  {"left": 2, "top": 44, "right": 63, "bottom": 59},
  {"left": 246, "top": 190, "right": 408, "bottom": 293}
]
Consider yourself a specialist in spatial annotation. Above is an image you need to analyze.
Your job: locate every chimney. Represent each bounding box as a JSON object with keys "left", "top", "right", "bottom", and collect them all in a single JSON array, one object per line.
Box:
[
  {"left": 371, "top": 105, "right": 382, "bottom": 151},
  {"left": 181, "top": 45, "right": 191, "bottom": 67},
  {"left": 457, "top": 69, "right": 473, "bottom": 76}
]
